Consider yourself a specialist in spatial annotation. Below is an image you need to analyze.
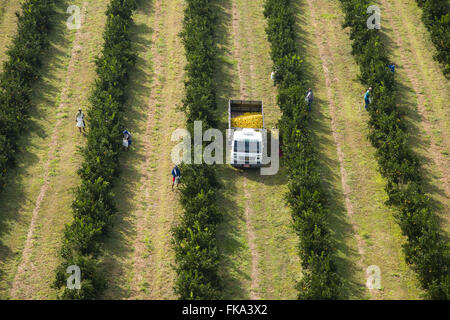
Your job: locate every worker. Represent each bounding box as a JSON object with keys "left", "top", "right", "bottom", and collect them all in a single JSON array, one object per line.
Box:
[
  {"left": 123, "top": 130, "right": 132, "bottom": 150},
  {"left": 364, "top": 87, "right": 372, "bottom": 110},
  {"left": 388, "top": 63, "right": 395, "bottom": 73},
  {"left": 171, "top": 165, "right": 181, "bottom": 191},
  {"left": 76, "top": 108, "right": 86, "bottom": 133},
  {"left": 305, "top": 88, "right": 314, "bottom": 112},
  {"left": 271, "top": 66, "right": 280, "bottom": 83}
]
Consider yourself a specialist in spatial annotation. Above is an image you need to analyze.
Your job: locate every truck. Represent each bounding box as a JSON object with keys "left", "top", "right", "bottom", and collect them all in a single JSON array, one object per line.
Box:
[{"left": 228, "top": 100, "right": 266, "bottom": 168}]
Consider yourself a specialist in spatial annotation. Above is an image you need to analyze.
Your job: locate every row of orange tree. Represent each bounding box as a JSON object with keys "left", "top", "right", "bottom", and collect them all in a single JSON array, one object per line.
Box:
[
  {"left": 0, "top": 0, "right": 55, "bottom": 191},
  {"left": 263, "top": 0, "right": 342, "bottom": 299},
  {"left": 339, "top": 0, "right": 448, "bottom": 299},
  {"left": 172, "top": 0, "right": 223, "bottom": 300},
  {"left": 416, "top": 0, "right": 450, "bottom": 77},
  {"left": 53, "top": 0, "right": 138, "bottom": 299}
]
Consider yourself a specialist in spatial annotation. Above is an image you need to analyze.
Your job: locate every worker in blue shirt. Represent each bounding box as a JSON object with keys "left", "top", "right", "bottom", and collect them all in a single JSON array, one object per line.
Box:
[
  {"left": 171, "top": 165, "right": 181, "bottom": 190},
  {"left": 364, "top": 87, "right": 372, "bottom": 110},
  {"left": 388, "top": 62, "right": 395, "bottom": 73},
  {"left": 388, "top": 63, "right": 395, "bottom": 73},
  {"left": 123, "top": 130, "right": 132, "bottom": 150}
]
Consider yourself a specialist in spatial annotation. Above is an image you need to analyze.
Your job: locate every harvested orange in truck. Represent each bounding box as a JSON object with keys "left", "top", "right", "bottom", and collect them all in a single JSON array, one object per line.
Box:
[{"left": 231, "top": 112, "right": 263, "bottom": 128}]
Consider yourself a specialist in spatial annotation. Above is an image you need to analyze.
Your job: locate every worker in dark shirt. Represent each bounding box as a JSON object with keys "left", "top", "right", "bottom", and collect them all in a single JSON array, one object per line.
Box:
[
  {"left": 305, "top": 88, "right": 314, "bottom": 112},
  {"left": 171, "top": 165, "right": 181, "bottom": 191}
]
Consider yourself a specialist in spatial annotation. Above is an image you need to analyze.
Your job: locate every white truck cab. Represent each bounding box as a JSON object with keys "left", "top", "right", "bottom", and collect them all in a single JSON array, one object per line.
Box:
[{"left": 228, "top": 100, "right": 266, "bottom": 168}]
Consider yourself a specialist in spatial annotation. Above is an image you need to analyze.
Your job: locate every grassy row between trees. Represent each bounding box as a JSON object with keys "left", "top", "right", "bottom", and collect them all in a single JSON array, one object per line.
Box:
[
  {"left": 339, "top": 0, "right": 449, "bottom": 299},
  {"left": 0, "top": 0, "right": 55, "bottom": 191},
  {"left": 263, "top": 0, "right": 342, "bottom": 299},
  {"left": 0, "top": 1, "right": 7, "bottom": 23},
  {"left": 171, "top": 0, "right": 223, "bottom": 299},
  {"left": 416, "top": 0, "right": 450, "bottom": 77},
  {"left": 53, "top": 0, "right": 138, "bottom": 299}
]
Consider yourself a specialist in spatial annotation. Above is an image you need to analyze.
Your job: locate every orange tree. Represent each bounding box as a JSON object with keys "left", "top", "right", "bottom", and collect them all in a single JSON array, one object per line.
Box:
[
  {"left": 0, "top": 0, "right": 55, "bottom": 191},
  {"left": 416, "top": 0, "right": 450, "bottom": 77},
  {"left": 264, "top": 0, "right": 342, "bottom": 299},
  {"left": 172, "top": 0, "right": 223, "bottom": 300}
]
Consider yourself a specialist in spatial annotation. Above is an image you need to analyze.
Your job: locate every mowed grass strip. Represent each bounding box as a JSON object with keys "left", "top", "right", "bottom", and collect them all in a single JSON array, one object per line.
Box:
[
  {"left": 15, "top": 0, "right": 110, "bottom": 299},
  {"left": 237, "top": 0, "right": 301, "bottom": 300},
  {"left": 0, "top": 0, "right": 110, "bottom": 299},
  {"left": 294, "top": 0, "right": 423, "bottom": 299},
  {"left": 214, "top": 0, "right": 249, "bottom": 298},
  {"left": 215, "top": 0, "right": 301, "bottom": 299},
  {"left": 101, "top": 0, "right": 185, "bottom": 300}
]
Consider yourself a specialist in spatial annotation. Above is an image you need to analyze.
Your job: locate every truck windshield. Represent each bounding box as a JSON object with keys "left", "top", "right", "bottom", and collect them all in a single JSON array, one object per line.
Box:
[{"left": 234, "top": 140, "right": 260, "bottom": 153}]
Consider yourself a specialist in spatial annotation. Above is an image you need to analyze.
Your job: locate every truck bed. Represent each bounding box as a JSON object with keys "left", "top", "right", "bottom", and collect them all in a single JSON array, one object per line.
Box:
[{"left": 228, "top": 100, "right": 264, "bottom": 129}]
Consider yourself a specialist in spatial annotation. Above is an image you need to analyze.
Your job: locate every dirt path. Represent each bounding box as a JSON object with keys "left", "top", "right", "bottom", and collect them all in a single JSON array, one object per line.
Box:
[
  {"left": 9, "top": 3, "right": 88, "bottom": 299},
  {"left": 380, "top": 0, "right": 449, "bottom": 229},
  {"left": 231, "top": 0, "right": 260, "bottom": 300},
  {"left": 102, "top": 0, "right": 185, "bottom": 299}
]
